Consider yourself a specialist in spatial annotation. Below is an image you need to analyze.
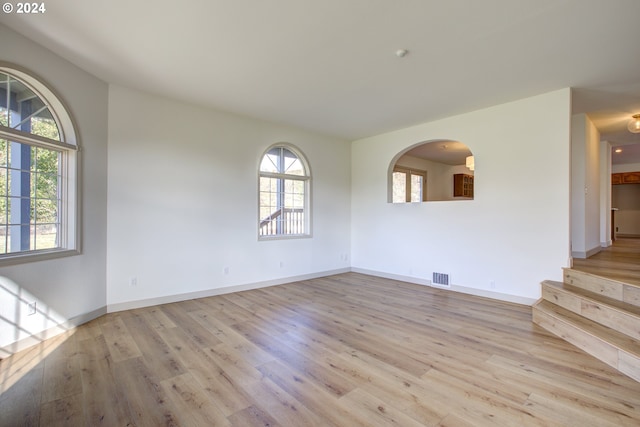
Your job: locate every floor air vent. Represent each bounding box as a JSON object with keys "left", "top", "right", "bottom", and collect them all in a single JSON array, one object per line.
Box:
[{"left": 432, "top": 272, "right": 450, "bottom": 287}]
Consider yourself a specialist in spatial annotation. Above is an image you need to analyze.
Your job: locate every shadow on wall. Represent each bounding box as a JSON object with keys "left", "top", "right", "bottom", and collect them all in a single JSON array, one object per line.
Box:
[
  {"left": 388, "top": 139, "right": 475, "bottom": 203},
  {"left": 0, "top": 277, "right": 70, "bottom": 359}
]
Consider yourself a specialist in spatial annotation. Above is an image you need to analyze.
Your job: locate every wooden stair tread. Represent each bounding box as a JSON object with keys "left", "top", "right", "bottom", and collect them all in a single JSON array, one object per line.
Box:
[
  {"left": 533, "top": 299, "right": 640, "bottom": 358},
  {"left": 542, "top": 280, "right": 640, "bottom": 317},
  {"left": 564, "top": 267, "right": 640, "bottom": 291}
]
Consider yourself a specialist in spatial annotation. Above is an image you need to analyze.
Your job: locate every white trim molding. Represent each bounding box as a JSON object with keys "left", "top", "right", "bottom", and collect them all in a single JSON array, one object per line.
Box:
[
  {"left": 108, "top": 268, "right": 351, "bottom": 313},
  {"left": 351, "top": 267, "right": 537, "bottom": 306}
]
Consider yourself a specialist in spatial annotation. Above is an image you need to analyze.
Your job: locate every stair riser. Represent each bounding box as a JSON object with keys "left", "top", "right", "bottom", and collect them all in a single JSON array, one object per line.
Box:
[
  {"left": 542, "top": 286, "right": 640, "bottom": 341},
  {"left": 564, "top": 269, "right": 640, "bottom": 308},
  {"left": 626, "top": 285, "right": 640, "bottom": 307},
  {"left": 533, "top": 307, "right": 618, "bottom": 368},
  {"left": 582, "top": 301, "right": 640, "bottom": 342},
  {"left": 564, "top": 269, "right": 622, "bottom": 299},
  {"left": 619, "top": 352, "right": 640, "bottom": 383}
]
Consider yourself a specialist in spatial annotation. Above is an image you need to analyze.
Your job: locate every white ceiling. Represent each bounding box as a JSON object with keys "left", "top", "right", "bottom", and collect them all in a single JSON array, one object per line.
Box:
[
  {"left": 404, "top": 141, "right": 472, "bottom": 166},
  {"left": 2, "top": 1, "right": 640, "bottom": 157}
]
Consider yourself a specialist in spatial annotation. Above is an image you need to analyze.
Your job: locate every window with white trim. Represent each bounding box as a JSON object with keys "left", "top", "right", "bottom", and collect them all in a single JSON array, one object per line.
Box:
[
  {"left": 0, "top": 67, "right": 78, "bottom": 262},
  {"left": 259, "top": 145, "right": 310, "bottom": 238},
  {"left": 392, "top": 166, "right": 426, "bottom": 203}
]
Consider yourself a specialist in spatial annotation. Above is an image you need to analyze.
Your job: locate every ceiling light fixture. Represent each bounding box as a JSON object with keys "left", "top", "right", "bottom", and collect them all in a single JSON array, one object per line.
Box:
[
  {"left": 628, "top": 114, "right": 640, "bottom": 133},
  {"left": 395, "top": 49, "right": 409, "bottom": 58},
  {"left": 615, "top": 148, "right": 623, "bottom": 153},
  {"left": 466, "top": 155, "right": 475, "bottom": 171}
]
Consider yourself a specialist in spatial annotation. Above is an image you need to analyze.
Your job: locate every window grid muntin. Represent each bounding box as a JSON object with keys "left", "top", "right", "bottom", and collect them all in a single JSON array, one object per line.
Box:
[{"left": 0, "top": 138, "right": 62, "bottom": 254}]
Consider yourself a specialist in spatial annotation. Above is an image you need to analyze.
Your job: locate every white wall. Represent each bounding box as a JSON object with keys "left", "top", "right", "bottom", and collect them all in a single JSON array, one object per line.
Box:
[
  {"left": 0, "top": 24, "right": 109, "bottom": 354},
  {"left": 613, "top": 162, "right": 640, "bottom": 173},
  {"left": 106, "top": 85, "right": 351, "bottom": 310},
  {"left": 612, "top": 183, "right": 640, "bottom": 236},
  {"left": 599, "top": 141, "right": 612, "bottom": 246},
  {"left": 571, "top": 114, "right": 601, "bottom": 258},
  {"left": 585, "top": 117, "right": 602, "bottom": 254},
  {"left": 351, "top": 89, "right": 571, "bottom": 302}
]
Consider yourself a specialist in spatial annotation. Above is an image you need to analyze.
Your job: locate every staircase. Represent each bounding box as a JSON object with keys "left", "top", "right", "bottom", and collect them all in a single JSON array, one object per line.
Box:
[{"left": 532, "top": 268, "right": 640, "bottom": 382}]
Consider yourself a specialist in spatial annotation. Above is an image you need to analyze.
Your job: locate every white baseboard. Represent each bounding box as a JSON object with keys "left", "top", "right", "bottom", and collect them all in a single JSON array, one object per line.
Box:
[
  {"left": 572, "top": 245, "right": 602, "bottom": 259},
  {"left": 0, "top": 306, "right": 107, "bottom": 358},
  {"left": 351, "top": 267, "right": 537, "bottom": 306},
  {"left": 107, "top": 268, "right": 351, "bottom": 313},
  {"left": 350, "top": 268, "right": 433, "bottom": 287}
]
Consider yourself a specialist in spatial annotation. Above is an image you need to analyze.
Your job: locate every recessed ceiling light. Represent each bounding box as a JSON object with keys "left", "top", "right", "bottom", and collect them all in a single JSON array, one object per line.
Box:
[
  {"left": 395, "top": 49, "right": 409, "bottom": 58},
  {"left": 615, "top": 148, "right": 623, "bottom": 153}
]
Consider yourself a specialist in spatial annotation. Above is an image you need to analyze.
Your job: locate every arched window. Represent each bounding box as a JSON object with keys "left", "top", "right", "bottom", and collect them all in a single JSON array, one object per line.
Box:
[
  {"left": 0, "top": 66, "right": 78, "bottom": 263},
  {"left": 259, "top": 144, "right": 310, "bottom": 238}
]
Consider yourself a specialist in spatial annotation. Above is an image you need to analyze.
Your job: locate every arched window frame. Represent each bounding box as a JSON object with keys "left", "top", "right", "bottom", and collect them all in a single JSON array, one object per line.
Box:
[
  {"left": 258, "top": 143, "right": 311, "bottom": 239},
  {"left": 0, "top": 63, "right": 80, "bottom": 265}
]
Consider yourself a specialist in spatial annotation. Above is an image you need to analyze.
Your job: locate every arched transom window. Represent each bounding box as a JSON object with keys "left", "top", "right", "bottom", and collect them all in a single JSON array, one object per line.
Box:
[{"left": 259, "top": 145, "right": 310, "bottom": 238}]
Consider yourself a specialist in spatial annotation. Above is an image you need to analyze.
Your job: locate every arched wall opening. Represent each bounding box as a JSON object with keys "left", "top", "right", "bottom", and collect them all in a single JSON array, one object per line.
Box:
[{"left": 388, "top": 139, "right": 475, "bottom": 203}]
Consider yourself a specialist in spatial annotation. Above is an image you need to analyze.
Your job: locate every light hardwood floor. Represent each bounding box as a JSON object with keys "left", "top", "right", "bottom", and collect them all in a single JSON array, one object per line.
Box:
[
  {"left": 2, "top": 272, "right": 640, "bottom": 426},
  {"left": 573, "top": 237, "right": 640, "bottom": 286}
]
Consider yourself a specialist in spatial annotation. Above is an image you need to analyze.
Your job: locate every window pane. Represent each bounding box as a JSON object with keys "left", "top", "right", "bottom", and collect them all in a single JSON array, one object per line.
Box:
[
  {"left": 410, "top": 173, "right": 423, "bottom": 203},
  {"left": 30, "top": 112, "right": 60, "bottom": 141},
  {"left": 33, "top": 224, "right": 58, "bottom": 250},
  {"left": 260, "top": 153, "right": 279, "bottom": 173},
  {"left": 7, "top": 223, "right": 30, "bottom": 252},
  {"left": 0, "top": 106, "right": 7, "bottom": 127},
  {"left": 0, "top": 139, "right": 7, "bottom": 166},
  {"left": 0, "top": 72, "right": 61, "bottom": 141},
  {"left": 7, "top": 197, "right": 25, "bottom": 225},
  {"left": 34, "top": 172, "right": 58, "bottom": 200},
  {"left": 0, "top": 196, "right": 9, "bottom": 225},
  {"left": 32, "top": 198, "right": 58, "bottom": 224},
  {"left": 284, "top": 179, "right": 304, "bottom": 209},
  {"left": 392, "top": 171, "right": 406, "bottom": 203},
  {"left": 283, "top": 148, "right": 304, "bottom": 176},
  {"left": 0, "top": 169, "right": 6, "bottom": 196},
  {"left": 0, "top": 226, "right": 6, "bottom": 254}
]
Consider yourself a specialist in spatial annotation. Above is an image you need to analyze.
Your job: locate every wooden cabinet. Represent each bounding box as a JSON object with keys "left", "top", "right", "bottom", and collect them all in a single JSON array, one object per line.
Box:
[
  {"left": 623, "top": 172, "right": 640, "bottom": 184},
  {"left": 453, "top": 174, "right": 474, "bottom": 198},
  {"left": 612, "top": 173, "right": 622, "bottom": 185},
  {"left": 612, "top": 172, "right": 640, "bottom": 185}
]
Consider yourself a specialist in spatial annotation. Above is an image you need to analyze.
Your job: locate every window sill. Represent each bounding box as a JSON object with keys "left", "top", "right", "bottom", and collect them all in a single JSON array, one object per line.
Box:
[
  {"left": 0, "top": 248, "right": 80, "bottom": 267},
  {"left": 258, "top": 234, "right": 312, "bottom": 242}
]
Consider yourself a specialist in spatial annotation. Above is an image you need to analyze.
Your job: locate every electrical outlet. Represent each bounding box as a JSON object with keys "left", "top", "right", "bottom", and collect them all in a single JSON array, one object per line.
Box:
[
  {"left": 279, "top": 261, "right": 284, "bottom": 268},
  {"left": 129, "top": 277, "right": 138, "bottom": 287},
  {"left": 490, "top": 281, "right": 496, "bottom": 289},
  {"left": 27, "top": 301, "right": 36, "bottom": 316},
  {"left": 223, "top": 266, "right": 230, "bottom": 275}
]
